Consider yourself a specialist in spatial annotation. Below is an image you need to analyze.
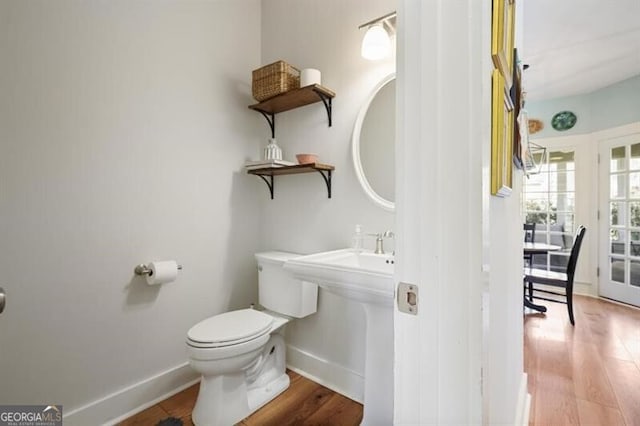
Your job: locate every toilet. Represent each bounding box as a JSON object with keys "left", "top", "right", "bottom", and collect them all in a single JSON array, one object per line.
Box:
[{"left": 186, "top": 251, "right": 318, "bottom": 426}]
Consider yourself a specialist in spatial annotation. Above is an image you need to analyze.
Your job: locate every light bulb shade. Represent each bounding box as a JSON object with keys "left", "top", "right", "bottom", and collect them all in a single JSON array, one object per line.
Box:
[{"left": 361, "top": 24, "right": 391, "bottom": 60}]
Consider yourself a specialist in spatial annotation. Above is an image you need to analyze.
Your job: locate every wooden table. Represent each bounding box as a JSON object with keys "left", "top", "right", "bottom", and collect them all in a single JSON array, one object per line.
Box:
[{"left": 523, "top": 243, "right": 561, "bottom": 312}]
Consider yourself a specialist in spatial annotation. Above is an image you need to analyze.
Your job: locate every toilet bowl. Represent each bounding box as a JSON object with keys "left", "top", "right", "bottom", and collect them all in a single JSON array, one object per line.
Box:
[{"left": 186, "top": 252, "right": 318, "bottom": 426}]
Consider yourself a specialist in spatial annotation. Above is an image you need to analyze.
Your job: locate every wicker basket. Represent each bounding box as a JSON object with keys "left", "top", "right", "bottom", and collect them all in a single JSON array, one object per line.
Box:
[{"left": 252, "top": 60, "right": 300, "bottom": 102}]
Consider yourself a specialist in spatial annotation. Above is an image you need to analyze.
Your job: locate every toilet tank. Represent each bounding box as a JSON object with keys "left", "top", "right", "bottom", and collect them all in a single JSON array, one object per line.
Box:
[{"left": 255, "top": 251, "right": 318, "bottom": 318}]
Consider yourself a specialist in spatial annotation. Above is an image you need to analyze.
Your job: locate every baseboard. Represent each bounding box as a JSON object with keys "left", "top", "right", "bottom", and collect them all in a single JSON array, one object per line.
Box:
[
  {"left": 63, "top": 362, "right": 200, "bottom": 426},
  {"left": 514, "top": 373, "right": 531, "bottom": 426},
  {"left": 286, "top": 344, "right": 364, "bottom": 404},
  {"left": 574, "top": 281, "right": 596, "bottom": 297}
]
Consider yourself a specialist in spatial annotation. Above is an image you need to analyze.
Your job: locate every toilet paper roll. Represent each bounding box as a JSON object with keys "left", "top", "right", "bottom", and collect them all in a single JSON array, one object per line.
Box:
[
  {"left": 300, "top": 68, "right": 321, "bottom": 87},
  {"left": 146, "top": 260, "right": 179, "bottom": 285}
]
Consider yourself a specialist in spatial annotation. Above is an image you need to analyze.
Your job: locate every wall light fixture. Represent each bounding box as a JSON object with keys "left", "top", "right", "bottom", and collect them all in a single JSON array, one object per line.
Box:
[{"left": 359, "top": 11, "right": 396, "bottom": 61}]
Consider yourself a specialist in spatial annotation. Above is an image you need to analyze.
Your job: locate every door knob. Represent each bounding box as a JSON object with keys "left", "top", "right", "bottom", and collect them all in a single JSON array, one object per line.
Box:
[{"left": 0, "top": 287, "right": 5, "bottom": 314}]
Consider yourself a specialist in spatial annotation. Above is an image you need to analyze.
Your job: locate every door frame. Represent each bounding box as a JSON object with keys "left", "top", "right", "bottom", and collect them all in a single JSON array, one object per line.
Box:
[{"left": 597, "top": 125, "right": 640, "bottom": 306}]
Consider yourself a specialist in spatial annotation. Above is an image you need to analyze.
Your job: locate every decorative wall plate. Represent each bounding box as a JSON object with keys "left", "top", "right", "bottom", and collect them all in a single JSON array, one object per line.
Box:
[
  {"left": 528, "top": 119, "right": 544, "bottom": 134},
  {"left": 551, "top": 111, "right": 577, "bottom": 131}
]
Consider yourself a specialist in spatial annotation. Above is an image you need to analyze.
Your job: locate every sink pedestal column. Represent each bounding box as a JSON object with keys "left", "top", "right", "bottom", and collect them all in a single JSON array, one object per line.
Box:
[{"left": 360, "top": 302, "right": 394, "bottom": 426}]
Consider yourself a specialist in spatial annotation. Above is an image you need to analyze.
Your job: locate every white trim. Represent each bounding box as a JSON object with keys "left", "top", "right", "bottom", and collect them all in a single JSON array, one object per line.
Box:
[
  {"left": 514, "top": 373, "right": 531, "bottom": 426},
  {"left": 580, "top": 293, "right": 640, "bottom": 311},
  {"left": 574, "top": 281, "right": 596, "bottom": 297},
  {"left": 286, "top": 344, "right": 364, "bottom": 404},
  {"left": 592, "top": 122, "right": 640, "bottom": 141},
  {"left": 63, "top": 362, "right": 199, "bottom": 426}
]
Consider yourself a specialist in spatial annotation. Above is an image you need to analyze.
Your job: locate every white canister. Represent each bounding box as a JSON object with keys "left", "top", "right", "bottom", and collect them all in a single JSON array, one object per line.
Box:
[{"left": 300, "top": 68, "right": 321, "bottom": 87}]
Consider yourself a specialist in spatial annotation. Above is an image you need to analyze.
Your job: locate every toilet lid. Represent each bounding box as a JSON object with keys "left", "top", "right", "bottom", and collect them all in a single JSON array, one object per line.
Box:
[{"left": 187, "top": 309, "right": 274, "bottom": 345}]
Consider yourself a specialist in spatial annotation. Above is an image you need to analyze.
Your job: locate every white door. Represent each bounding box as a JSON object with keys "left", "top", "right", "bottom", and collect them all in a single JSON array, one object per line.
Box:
[{"left": 599, "top": 134, "right": 640, "bottom": 307}]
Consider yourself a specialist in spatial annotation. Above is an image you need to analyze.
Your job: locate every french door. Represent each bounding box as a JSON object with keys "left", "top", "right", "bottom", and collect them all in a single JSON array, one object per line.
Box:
[{"left": 599, "top": 134, "right": 640, "bottom": 307}]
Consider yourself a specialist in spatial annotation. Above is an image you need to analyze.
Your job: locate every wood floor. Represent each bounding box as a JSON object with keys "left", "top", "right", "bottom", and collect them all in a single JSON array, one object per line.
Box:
[
  {"left": 121, "top": 295, "right": 638, "bottom": 426},
  {"left": 525, "top": 295, "right": 640, "bottom": 426},
  {"left": 118, "top": 370, "right": 363, "bottom": 426}
]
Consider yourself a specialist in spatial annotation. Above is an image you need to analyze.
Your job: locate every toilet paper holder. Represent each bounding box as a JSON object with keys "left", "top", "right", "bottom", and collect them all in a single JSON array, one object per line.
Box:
[{"left": 134, "top": 263, "right": 183, "bottom": 276}]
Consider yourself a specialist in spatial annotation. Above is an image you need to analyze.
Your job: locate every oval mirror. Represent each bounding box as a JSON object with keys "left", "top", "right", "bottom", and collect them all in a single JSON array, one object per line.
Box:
[{"left": 352, "top": 73, "right": 396, "bottom": 212}]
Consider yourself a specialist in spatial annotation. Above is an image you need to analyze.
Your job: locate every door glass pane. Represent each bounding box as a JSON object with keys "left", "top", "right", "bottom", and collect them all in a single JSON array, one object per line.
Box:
[
  {"left": 631, "top": 260, "right": 640, "bottom": 287},
  {"left": 556, "top": 213, "right": 574, "bottom": 230},
  {"left": 523, "top": 149, "right": 575, "bottom": 272},
  {"left": 611, "top": 146, "right": 626, "bottom": 172},
  {"left": 525, "top": 212, "right": 547, "bottom": 225},
  {"left": 630, "top": 202, "right": 640, "bottom": 227},
  {"left": 549, "top": 151, "right": 575, "bottom": 170},
  {"left": 610, "top": 229, "right": 626, "bottom": 255},
  {"left": 524, "top": 194, "right": 548, "bottom": 208},
  {"left": 552, "top": 192, "right": 575, "bottom": 212},
  {"left": 611, "top": 174, "right": 626, "bottom": 199},
  {"left": 630, "top": 172, "right": 640, "bottom": 198},
  {"left": 525, "top": 172, "right": 547, "bottom": 190},
  {"left": 550, "top": 172, "right": 575, "bottom": 192},
  {"left": 631, "top": 143, "right": 640, "bottom": 170},
  {"left": 610, "top": 258, "right": 625, "bottom": 283},
  {"left": 611, "top": 202, "right": 625, "bottom": 226},
  {"left": 631, "top": 231, "right": 640, "bottom": 257},
  {"left": 549, "top": 253, "right": 569, "bottom": 272}
]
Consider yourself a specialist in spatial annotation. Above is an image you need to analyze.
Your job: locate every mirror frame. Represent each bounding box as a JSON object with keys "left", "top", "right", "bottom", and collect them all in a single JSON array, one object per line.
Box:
[{"left": 352, "top": 73, "right": 396, "bottom": 212}]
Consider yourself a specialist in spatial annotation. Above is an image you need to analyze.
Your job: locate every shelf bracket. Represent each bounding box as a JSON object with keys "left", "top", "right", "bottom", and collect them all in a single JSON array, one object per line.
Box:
[
  {"left": 316, "top": 169, "right": 332, "bottom": 198},
  {"left": 257, "top": 175, "right": 275, "bottom": 199},
  {"left": 256, "top": 110, "right": 276, "bottom": 138},
  {"left": 313, "top": 88, "right": 333, "bottom": 127}
]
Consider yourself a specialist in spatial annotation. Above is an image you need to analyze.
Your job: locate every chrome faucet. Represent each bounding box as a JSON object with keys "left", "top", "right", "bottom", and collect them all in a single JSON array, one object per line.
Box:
[{"left": 370, "top": 231, "right": 395, "bottom": 254}]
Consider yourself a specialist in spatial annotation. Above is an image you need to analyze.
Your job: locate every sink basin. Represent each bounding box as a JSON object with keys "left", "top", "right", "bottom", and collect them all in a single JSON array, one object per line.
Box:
[
  {"left": 284, "top": 248, "right": 394, "bottom": 425},
  {"left": 284, "top": 248, "right": 394, "bottom": 305}
]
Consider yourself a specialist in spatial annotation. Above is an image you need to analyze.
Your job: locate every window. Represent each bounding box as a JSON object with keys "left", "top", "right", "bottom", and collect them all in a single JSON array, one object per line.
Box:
[{"left": 523, "top": 149, "right": 576, "bottom": 271}]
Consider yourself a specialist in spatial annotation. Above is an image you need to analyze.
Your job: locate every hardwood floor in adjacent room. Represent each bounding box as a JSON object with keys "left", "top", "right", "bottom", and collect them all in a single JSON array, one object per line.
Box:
[
  {"left": 525, "top": 295, "right": 640, "bottom": 426},
  {"left": 119, "top": 370, "right": 363, "bottom": 426}
]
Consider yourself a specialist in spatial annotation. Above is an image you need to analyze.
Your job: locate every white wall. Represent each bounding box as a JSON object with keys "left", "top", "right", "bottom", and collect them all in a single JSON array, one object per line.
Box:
[
  {"left": 258, "top": 0, "right": 396, "bottom": 400},
  {"left": 0, "top": 0, "right": 263, "bottom": 421}
]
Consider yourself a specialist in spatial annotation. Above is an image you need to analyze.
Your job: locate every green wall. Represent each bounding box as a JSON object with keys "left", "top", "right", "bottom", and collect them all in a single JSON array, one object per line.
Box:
[{"left": 526, "top": 74, "right": 640, "bottom": 139}]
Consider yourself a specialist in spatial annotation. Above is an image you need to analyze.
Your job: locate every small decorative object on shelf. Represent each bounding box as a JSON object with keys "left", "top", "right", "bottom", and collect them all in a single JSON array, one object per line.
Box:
[
  {"left": 252, "top": 60, "right": 300, "bottom": 102},
  {"left": 551, "top": 111, "right": 577, "bottom": 131},
  {"left": 300, "top": 68, "right": 321, "bottom": 86},
  {"left": 295, "top": 153, "right": 318, "bottom": 164},
  {"left": 263, "top": 138, "right": 283, "bottom": 160},
  {"left": 244, "top": 159, "right": 295, "bottom": 171}
]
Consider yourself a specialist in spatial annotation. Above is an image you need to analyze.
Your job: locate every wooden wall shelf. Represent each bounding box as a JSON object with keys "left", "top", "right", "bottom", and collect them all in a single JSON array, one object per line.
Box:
[
  {"left": 248, "top": 85, "right": 336, "bottom": 138},
  {"left": 247, "top": 163, "right": 334, "bottom": 199}
]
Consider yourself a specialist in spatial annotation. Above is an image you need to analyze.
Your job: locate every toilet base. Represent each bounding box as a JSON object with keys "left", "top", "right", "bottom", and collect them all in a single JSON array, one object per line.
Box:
[
  {"left": 247, "top": 372, "right": 290, "bottom": 414},
  {"left": 191, "top": 334, "right": 289, "bottom": 426}
]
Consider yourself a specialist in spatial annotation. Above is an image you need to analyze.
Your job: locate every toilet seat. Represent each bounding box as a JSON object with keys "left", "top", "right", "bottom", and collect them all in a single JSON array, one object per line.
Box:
[{"left": 187, "top": 309, "right": 274, "bottom": 349}]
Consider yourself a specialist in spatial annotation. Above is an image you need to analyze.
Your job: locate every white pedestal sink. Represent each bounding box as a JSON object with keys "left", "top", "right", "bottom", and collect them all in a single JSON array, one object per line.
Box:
[{"left": 284, "top": 249, "right": 394, "bottom": 426}]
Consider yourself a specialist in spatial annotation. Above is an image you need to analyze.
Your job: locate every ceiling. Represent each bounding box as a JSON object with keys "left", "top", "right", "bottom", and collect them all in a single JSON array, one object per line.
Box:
[{"left": 522, "top": 0, "right": 640, "bottom": 101}]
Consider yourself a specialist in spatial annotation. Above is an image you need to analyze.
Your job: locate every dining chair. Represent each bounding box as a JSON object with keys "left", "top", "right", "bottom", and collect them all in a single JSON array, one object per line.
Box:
[
  {"left": 523, "top": 226, "right": 586, "bottom": 325},
  {"left": 523, "top": 223, "right": 536, "bottom": 266}
]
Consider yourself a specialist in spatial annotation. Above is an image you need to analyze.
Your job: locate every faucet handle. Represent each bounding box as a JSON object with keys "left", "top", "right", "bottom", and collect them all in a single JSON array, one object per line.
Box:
[{"left": 383, "top": 230, "right": 395, "bottom": 239}]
